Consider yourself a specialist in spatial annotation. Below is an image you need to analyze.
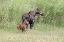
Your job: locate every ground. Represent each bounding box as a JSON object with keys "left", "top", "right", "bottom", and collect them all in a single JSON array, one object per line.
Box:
[{"left": 0, "top": 28, "right": 64, "bottom": 42}]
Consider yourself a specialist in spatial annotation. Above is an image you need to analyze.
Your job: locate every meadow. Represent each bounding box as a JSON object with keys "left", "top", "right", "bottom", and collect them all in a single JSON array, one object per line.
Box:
[
  {"left": 0, "top": 0, "right": 64, "bottom": 42},
  {"left": 0, "top": 23, "right": 64, "bottom": 42}
]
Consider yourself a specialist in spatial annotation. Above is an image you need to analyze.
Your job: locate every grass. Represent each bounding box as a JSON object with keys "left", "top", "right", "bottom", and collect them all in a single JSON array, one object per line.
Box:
[
  {"left": 0, "top": 22, "right": 61, "bottom": 32},
  {"left": 0, "top": 28, "right": 64, "bottom": 42},
  {"left": 0, "top": 0, "right": 64, "bottom": 42},
  {"left": 0, "top": 23, "right": 64, "bottom": 42},
  {"left": 0, "top": 0, "right": 64, "bottom": 27}
]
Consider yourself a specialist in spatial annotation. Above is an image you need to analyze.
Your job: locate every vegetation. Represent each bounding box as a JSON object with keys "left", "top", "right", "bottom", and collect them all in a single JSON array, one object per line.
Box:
[
  {"left": 0, "top": 28, "right": 64, "bottom": 42},
  {"left": 0, "top": 0, "right": 64, "bottom": 28},
  {"left": 0, "top": 0, "right": 64, "bottom": 42}
]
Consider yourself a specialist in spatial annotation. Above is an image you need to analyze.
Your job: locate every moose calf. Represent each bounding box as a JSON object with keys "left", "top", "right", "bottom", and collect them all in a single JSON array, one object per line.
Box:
[{"left": 17, "top": 20, "right": 29, "bottom": 32}]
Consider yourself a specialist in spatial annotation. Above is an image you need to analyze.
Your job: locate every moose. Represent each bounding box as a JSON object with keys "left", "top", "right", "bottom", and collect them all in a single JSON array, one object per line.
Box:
[
  {"left": 17, "top": 20, "right": 29, "bottom": 32},
  {"left": 22, "top": 8, "right": 44, "bottom": 29}
]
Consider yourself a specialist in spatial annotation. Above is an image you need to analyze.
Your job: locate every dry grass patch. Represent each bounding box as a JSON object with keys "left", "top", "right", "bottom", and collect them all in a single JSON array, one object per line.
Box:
[{"left": 0, "top": 29, "right": 64, "bottom": 42}]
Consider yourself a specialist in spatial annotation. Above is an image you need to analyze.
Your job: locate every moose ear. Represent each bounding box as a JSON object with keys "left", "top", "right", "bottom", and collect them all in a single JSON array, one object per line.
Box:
[
  {"left": 34, "top": 7, "right": 39, "bottom": 11},
  {"left": 36, "top": 6, "right": 40, "bottom": 10}
]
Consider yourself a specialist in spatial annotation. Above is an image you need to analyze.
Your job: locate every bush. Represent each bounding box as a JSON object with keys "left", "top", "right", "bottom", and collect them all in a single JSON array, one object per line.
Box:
[{"left": 0, "top": 0, "right": 64, "bottom": 28}]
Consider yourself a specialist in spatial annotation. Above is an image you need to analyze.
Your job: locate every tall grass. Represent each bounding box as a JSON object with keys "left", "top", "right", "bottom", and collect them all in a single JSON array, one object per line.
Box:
[{"left": 0, "top": 0, "right": 64, "bottom": 29}]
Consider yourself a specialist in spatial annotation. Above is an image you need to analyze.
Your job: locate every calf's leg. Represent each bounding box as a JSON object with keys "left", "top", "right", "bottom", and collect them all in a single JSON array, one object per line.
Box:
[{"left": 22, "top": 29, "right": 24, "bottom": 32}]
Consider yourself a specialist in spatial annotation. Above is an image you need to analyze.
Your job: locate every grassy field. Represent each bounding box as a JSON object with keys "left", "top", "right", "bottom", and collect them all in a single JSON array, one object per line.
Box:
[
  {"left": 0, "top": 23, "right": 64, "bottom": 42},
  {"left": 0, "top": 0, "right": 64, "bottom": 42},
  {"left": 0, "top": 28, "right": 64, "bottom": 42}
]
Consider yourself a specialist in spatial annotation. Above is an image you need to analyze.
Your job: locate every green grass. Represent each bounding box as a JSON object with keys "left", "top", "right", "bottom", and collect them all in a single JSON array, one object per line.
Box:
[
  {"left": 0, "top": 21, "right": 64, "bottom": 42},
  {"left": 0, "top": 0, "right": 64, "bottom": 42},
  {"left": 0, "top": 24, "right": 64, "bottom": 42},
  {"left": 0, "top": 0, "right": 64, "bottom": 27},
  {"left": 34, "top": 23, "right": 64, "bottom": 32},
  {"left": 0, "top": 22, "right": 62, "bottom": 33}
]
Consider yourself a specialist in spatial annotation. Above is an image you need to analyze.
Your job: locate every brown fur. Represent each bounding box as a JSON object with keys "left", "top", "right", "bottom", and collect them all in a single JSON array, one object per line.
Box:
[{"left": 17, "top": 20, "right": 29, "bottom": 32}]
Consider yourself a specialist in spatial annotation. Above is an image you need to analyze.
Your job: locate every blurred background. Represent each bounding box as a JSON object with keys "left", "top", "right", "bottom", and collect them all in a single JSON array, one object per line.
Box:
[{"left": 0, "top": 0, "right": 64, "bottom": 31}]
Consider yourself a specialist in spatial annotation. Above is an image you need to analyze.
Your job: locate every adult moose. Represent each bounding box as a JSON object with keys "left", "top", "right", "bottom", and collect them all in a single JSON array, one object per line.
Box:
[{"left": 22, "top": 8, "right": 44, "bottom": 29}]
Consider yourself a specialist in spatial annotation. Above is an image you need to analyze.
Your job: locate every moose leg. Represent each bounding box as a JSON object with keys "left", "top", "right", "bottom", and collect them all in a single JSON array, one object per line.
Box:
[
  {"left": 30, "top": 22, "right": 34, "bottom": 29},
  {"left": 30, "top": 24, "right": 32, "bottom": 29},
  {"left": 22, "top": 29, "right": 24, "bottom": 32}
]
